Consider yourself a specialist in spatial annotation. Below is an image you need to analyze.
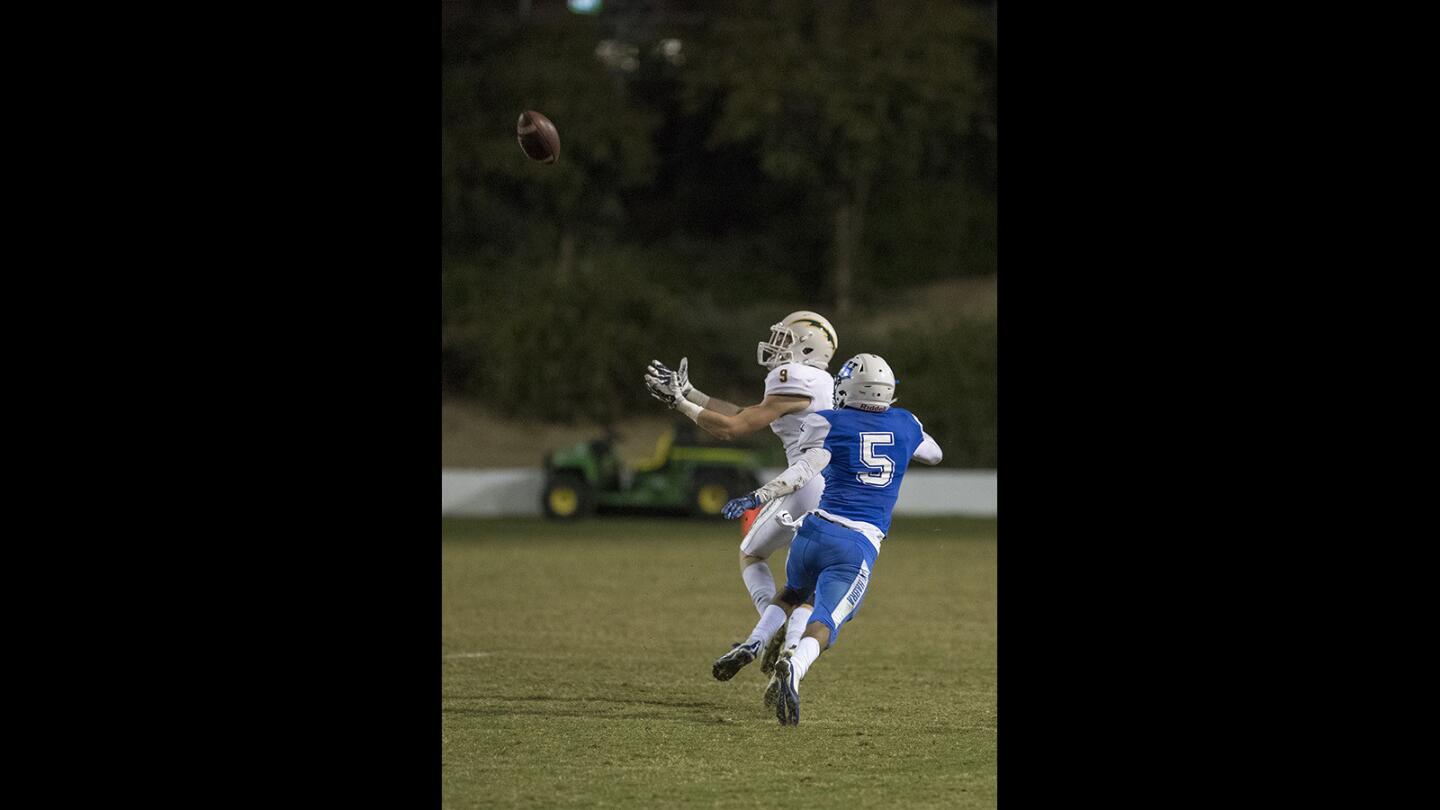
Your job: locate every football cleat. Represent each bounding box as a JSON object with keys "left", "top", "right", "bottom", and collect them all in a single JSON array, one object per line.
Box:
[
  {"left": 763, "top": 644, "right": 796, "bottom": 708},
  {"left": 760, "top": 629, "right": 786, "bottom": 675},
  {"left": 712, "top": 640, "right": 762, "bottom": 681},
  {"left": 773, "top": 650, "right": 800, "bottom": 726}
]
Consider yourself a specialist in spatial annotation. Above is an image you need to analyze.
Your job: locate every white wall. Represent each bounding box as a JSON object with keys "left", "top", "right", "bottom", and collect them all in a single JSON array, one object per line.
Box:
[
  {"left": 442, "top": 469, "right": 545, "bottom": 516},
  {"left": 442, "top": 468, "right": 996, "bottom": 518}
]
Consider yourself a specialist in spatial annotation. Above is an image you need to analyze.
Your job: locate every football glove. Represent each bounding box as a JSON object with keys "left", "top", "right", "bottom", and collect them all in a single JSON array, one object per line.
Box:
[
  {"left": 646, "top": 358, "right": 693, "bottom": 401},
  {"left": 722, "top": 490, "right": 766, "bottom": 520},
  {"left": 645, "top": 368, "right": 680, "bottom": 407}
]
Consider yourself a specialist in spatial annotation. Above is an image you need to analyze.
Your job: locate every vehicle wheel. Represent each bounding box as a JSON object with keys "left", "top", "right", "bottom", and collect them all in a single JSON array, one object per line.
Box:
[
  {"left": 690, "top": 470, "right": 742, "bottom": 518},
  {"left": 543, "top": 471, "right": 594, "bottom": 520}
]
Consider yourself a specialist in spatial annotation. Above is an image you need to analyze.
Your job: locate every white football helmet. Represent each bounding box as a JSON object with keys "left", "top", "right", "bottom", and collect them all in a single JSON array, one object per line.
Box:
[
  {"left": 834, "top": 353, "right": 896, "bottom": 412},
  {"left": 756, "top": 310, "right": 838, "bottom": 370}
]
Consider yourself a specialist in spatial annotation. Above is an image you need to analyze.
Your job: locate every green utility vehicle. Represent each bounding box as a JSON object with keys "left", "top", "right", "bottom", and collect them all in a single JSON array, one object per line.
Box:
[{"left": 541, "top": 424, "right": 765, "bottom": 519}]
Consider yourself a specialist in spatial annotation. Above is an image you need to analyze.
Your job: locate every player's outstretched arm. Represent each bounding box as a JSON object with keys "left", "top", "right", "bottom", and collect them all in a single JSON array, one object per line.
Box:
[
  {"left": 698, "top": 395, "right": 744, "bottom": 417},
  {"left": 648, "top": 382, "right": 807, "bottom": 441},
  {"left": 646, "top": 361, "right": 809, "bottom": 440},
  {"left": 721, "top": 413, "right": 832, "bottom": 518},
  {"left": 695, "top": 394, "right": 809, "bottom": 441},
  {"left": 644, "top": 358, "right": 735, "bottom": 414},
  {"left": 645, "top": 358, "right": 747, "bottom": 417},
  {"left": 722, "top": 445, "right": 832, "bottom": 519}
]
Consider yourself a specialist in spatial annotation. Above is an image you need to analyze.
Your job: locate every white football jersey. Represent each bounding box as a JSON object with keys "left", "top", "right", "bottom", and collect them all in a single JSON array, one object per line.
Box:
[{"left": 762, "top": 362, "right": 835, "bottom": 464}]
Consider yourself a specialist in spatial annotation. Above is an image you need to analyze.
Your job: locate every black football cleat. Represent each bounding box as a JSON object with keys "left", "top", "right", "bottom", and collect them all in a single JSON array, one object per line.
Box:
[
  {"left": 773, "top": 650, "right": 800, "bottom": 726},
  {"left": 712, "top": 640, "right": 762, "bottom": 681}
]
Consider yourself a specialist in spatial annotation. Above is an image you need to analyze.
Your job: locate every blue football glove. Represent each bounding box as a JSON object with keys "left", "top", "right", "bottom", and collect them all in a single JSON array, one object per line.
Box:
[{"left": 722, "top": 491, "right": 763, "bottom": 520}]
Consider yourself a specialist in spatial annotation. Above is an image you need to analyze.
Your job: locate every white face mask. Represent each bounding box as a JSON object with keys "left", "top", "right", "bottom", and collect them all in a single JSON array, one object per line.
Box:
[{"left": 756, "top": 322, "right": 796, "bottom": 368}]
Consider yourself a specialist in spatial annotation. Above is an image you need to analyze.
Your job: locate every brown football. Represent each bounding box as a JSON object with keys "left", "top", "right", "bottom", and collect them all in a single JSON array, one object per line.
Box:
[{"left": 516, "top": 110, "right": 560, "bottom": 164}]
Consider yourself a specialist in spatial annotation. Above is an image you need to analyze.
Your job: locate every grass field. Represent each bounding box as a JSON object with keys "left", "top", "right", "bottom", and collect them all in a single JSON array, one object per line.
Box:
[{"left": 442, "top": 516, "right": 997, "bottom": 808}]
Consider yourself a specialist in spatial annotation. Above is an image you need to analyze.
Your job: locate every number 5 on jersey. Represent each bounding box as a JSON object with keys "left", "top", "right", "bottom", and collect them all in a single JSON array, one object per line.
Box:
[{"left": 857, "top": 432, "right": 895, "bottom": 487}]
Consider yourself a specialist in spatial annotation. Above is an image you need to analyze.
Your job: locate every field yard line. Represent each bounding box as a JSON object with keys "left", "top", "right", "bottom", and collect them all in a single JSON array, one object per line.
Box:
[{"left": 443, "top": 652, "right": 493, "bottom": 658}]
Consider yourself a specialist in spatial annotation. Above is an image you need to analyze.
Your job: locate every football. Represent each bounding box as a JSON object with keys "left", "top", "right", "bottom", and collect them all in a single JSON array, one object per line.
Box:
[{"left": 516, "top": 110, "right": 560, "bottom": 164}]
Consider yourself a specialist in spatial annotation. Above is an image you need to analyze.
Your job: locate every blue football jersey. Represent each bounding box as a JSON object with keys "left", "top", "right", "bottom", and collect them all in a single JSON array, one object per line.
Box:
[{"left": 795, "top": 407, "right": 929, "bottom": 535}]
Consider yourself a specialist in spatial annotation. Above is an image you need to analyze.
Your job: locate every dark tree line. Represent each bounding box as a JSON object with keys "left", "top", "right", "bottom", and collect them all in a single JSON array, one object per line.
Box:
[{"left": 442, "top": 0, "right": 997, "bottom": 466}]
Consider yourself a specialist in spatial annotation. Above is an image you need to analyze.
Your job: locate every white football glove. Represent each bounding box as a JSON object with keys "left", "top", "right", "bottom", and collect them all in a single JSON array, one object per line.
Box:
[
  {"left": 648, "top": 358, "right": 691, "bottom": 397},
  {"left": 645, "top": 355, "right": 682, "bottom": 406},
  {"left": 646, "top": 374, "right": 679, "bottom": 408},
  {"left": 645, "top": 357, "right": 685, "bottom": 408}
]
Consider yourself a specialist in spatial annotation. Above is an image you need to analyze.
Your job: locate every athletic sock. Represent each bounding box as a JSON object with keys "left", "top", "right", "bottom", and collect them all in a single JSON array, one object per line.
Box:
[
  {"left": 745, "top": 604, "right": 788, "bottom": 648},
  {"left": 784, "top": 605, "right": 814, "bottom": 649},
  {"left": 741, "top": 561, "right": 776, "bottom": 616},
  {"left": 791, "top": 636, "right": 822, "bottom": 682}
]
